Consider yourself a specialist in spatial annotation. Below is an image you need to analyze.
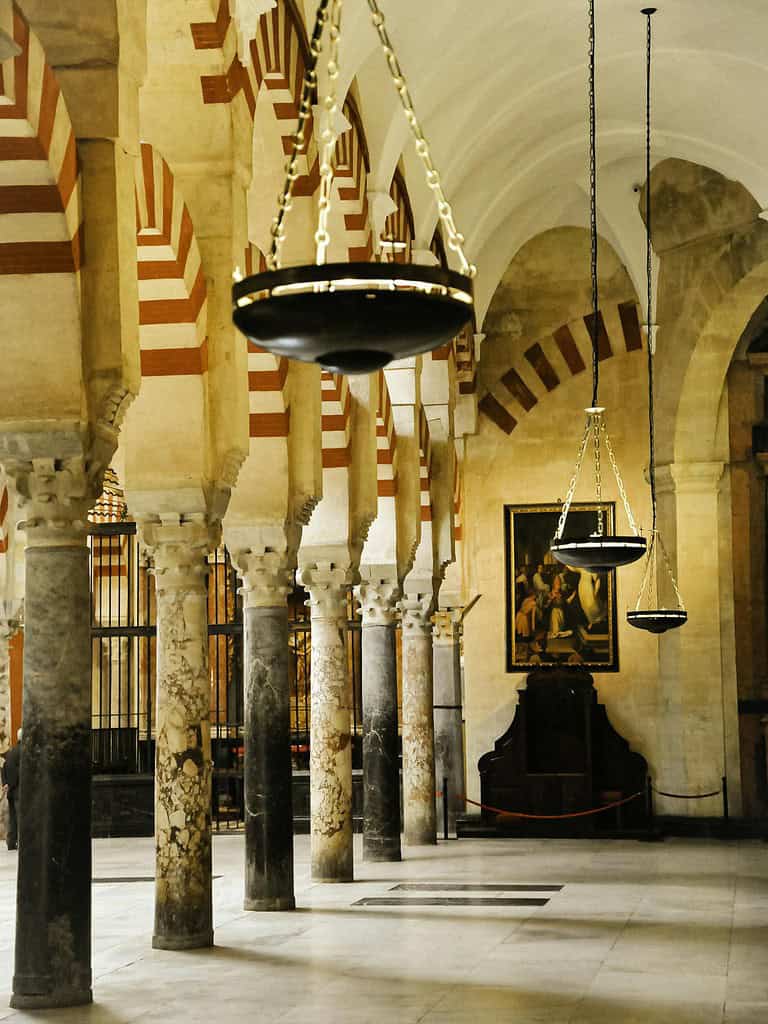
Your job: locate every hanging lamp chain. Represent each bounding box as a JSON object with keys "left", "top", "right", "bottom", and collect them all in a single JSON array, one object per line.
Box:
[
  {"left": 554, "top": 414, "right": 592, "bottom": 540},
  {"left": 314, "top": 0, "right": 343, "bottom": 265},
  {"left": 645, "top": 9, "right": 657, "bottom": 535},
  {"left": 268, "top": 0, "right": 332, "bottom": 271},
  {"left": 601, "top": 418, "right": 640, "bottom": 536},
  {"left": 365, "top": 0, "right": 476, "bottom": 278},
  {"left": 588, "top": 0, "right": 600, "bottom": 409}
]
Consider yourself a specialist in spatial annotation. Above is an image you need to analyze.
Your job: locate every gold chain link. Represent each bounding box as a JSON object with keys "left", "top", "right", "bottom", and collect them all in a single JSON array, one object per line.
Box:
[
  {"left": 365, "top": 0, "right": 476, "bottom": 278},
  {"left": 555, "top": 415, "right": 592, "bottom": 541},
  {"left": 267, "top": 0, "right": 331, "bottom": 271},
  {"left": 592, "top": 411, "right": 603, "bottom": 536},
  {"left": 600, "top": 419, "right": 639, "bottom": 536},
  {"left": 314, "top": 0, "right": 343, "bottom": 265}
]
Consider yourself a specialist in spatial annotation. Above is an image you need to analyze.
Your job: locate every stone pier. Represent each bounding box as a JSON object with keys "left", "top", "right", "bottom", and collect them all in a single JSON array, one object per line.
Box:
[
  {"left": 142, "top": 516, "right": 217, "bottom": 950},
  {"left": 8, "top": 458, "right": 94, "bottom": 1009},
  {"left": 237, "top": 551, "right": 295, "bottom": 911},
  {"left": 357, "top": 579, "right": 401, "bottom": 862},
  {"left": 299, "top": 564, "right": 354, "bottom": 882},
  {"left": 401, "top": 593, "right": 437, "bottom": 846},
  {"left": 433, "top": 609, "right": 465, "bottom": 834}
]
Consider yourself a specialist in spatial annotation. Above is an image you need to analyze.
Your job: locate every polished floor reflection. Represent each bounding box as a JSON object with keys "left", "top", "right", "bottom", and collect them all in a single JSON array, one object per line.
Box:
[{"left": 0, "top": 835, "right": 766, "bottom": 1022}]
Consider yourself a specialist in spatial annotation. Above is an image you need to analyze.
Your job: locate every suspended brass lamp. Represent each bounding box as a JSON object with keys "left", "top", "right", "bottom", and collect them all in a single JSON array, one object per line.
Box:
[
  {"left": 232, "top": 0, "right": 475, "bottom": 374},
  {"left": 550, "top": 0, "right": 646, "bottom": 572},
  {"left": 627, "top": 8, "right": 687, "bottom": 634}
]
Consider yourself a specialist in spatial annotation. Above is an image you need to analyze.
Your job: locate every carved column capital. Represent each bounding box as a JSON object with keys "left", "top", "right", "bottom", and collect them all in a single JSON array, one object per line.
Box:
[
  {"left": 355, "top": 578, "right": 400, "bottom": 627},
  {"left": 231, "top": 547, "right": 293, "bottom": 609},
  {"left": 298, "top": 562, "right": 352, "bottom": 623},
  {"left": 400, "top": 592, "right": 434, "bottom": 635},
  {"left": 5, "top": 456, "right": 99, "bottom": 547},
  {"left": 140, "top": 514, "right": 220, "bottom": 594},
  {"left": 431, "top": 608, "right": 461, "bottom": 646}
]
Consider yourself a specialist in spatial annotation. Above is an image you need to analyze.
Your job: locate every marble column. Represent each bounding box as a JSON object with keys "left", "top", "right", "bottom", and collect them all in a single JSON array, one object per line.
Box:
[
  {"left": 401, "top": 593, "right": 437, "bottom": 846},
  {"left": 237, "top": 551, "right": 295, "bottom": 911},
  {"left": 433, "top": 609, "right": 465, "bottom": 835},
  {"left": 8, "top": 458, "right": 94, "bottom": 1009},
  {"left": 142, "top": 516, "right": 217, "bottom": 950},
  {"left": 356, "top": 579, "right": 401, "bottom": 862},
  {"left": 299, "top": 564, "right": 354, "bottom": 882}
]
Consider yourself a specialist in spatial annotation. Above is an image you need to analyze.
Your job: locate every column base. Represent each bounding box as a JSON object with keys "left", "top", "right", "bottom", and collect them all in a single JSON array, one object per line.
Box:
[
  {"left": 363, "top": 838, "right": 402, "bottom": 862},
  {"left": 152, "top": 930, "right": 214, "bottom": 951},
  {"left": 11, "top": 988, "right": 93, "bottom": 1010},
  {"left": 404, "top": 834, "right": 438, "bottom": 847},
  {"left": 244, "top": 896, "right": 296, "bottom": 912}
]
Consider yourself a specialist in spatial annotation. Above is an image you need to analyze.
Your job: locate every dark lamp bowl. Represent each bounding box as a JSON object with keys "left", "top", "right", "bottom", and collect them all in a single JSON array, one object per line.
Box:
[
  {"left": 549, "top": 535, "right": 647, "bottom": 570},
  {"left": 627, "top": 609, "right": 688, "bottom": 634},
  {"left": 232, "top": 262, "right": 475, "bottom": 374}
]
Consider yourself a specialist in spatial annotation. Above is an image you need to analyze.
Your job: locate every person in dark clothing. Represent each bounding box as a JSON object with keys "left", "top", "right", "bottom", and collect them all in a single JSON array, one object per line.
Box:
[{"left": 1, "top": 728, "right": 21, "bottom": 851}]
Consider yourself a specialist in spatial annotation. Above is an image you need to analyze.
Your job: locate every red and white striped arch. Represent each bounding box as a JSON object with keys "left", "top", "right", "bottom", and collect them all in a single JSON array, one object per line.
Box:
[
  {"left": 453, "top": 455, "right": 463, "bottom": 545},
  {"left": 479, "top": 301, "right": 644, "bottom": 435},
  {"left": 333, "top": 96, "right": 372, "bottom": 262},
  {"left": 0, "top": 2, "right": 81, "bottom": 277},
  {"left": 382, "top": 166, "right": 414, "bottom": 264},
  {"left": 0, "top": 480, "right": 8, "bottom": 556},
  {"left": 135, "top": 142, "right": 208, "bottom": 377},
  {"left": 376, "top": 371, "right": 397, "bottom": 499},
  {"left": 244, "top": 242, "right": 290, "bottom": 440},
  {"left": 418, "top": 408, "right": 433, "bottom": 524},
  {"left": 321, "top": 372, "right": 352, "bottom": 469},
  {"left": 194, "top": 0, "right": 319, "bottom": 197}
]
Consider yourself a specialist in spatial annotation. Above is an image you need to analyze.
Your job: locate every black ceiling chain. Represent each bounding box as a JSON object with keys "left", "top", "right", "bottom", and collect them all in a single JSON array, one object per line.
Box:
[
  {"left": 589, "top": 0, "right": 599, "bottom": 409},
  {"left": 645, "top": 9, "right": 657, "bottom": 534}
]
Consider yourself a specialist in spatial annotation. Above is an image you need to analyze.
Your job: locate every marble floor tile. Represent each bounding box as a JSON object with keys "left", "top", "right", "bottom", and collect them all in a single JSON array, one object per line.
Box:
[{"left": 0, "top": 835, "right": 766, "bottom": 1022}]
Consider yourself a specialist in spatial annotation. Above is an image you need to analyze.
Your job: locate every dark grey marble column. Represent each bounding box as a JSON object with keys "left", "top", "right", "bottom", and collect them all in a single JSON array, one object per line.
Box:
[
  {"left": 237, "top": 551, "right": 295, "bottom": 911},
  {"left": 142, "top": 516, "right": 217, "bottom": 951},
  {"left": 9, "top": 460, "right": 93, "bottom": 1009},
  {"left": 433, "top": 610, "right": 465, "bottom": 835},
  {"left": 357, "top": 580, "right": 401, "bottom": 862},
  {"left": 299, "top": 563, "right": 354, "bottom": 883}
]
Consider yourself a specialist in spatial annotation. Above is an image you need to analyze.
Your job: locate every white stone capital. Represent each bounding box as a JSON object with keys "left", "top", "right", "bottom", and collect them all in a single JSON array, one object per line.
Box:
[
  {"left": 298, "top": 562, "right": 352, "bottom": 622},
  {"left": 231, "top": 547, "right": 293, "bottom": 609},
  {"left": 431, "top": 608, "right": 461, "bottom": 646},
  {"left": 140, "top": 514, "right": 220, "bottom": 593},
  {"left": 355, "top": 578, "right": 400, "bottom": 627},
  {"left": 6, "top": 456, "right": 97, "bottom": 548},
  {"left": 400, "top": 592, "right": 434, "bottom": 635},
  {"left": 233, "top": 0, "right": 276, "bottom": 65}
]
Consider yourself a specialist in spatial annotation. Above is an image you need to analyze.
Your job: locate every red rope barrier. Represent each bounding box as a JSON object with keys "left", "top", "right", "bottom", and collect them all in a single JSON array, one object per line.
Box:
[{"left": 462, "top": 791, "right": 644, "bottom": 821}]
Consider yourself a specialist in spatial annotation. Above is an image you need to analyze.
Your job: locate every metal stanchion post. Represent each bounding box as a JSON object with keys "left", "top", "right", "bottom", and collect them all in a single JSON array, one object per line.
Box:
[
  {"left": 443, "top": 776, "right": 449, "bottom": 841},
  {"left": 722, "top": 775, "right": 729, "bottom": 827},
  {"left": 646, "top": 776, "right": 654, "bottom": 840}
]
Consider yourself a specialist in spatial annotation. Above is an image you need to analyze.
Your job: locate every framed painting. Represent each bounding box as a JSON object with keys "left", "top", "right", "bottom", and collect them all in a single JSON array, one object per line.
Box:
[{"left": 504, "top": 502, "right": 619, "bottom": 672}]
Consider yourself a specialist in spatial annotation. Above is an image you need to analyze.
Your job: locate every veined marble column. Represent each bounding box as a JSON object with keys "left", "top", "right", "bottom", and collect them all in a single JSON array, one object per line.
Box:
[
  {"left": 142, "top": 517, "right": 217, "bottom": 950},
  {"left": 237, "top": 552, "right": 295, "bottom": 911},
  {"left": 299, "top": 564, "right": 354, "bottom": 882},
  {"left": 9, "top": 459, "right": 93, "bottom": 1009},
  {"left": 356, "top": 579, "right": 401, "bottom": 862},
  {"left": 433, "top": 609, "right": 465, "bottom": 835},
  {"left": 401, "top": 593, "right": 437, "bottom": 846}
]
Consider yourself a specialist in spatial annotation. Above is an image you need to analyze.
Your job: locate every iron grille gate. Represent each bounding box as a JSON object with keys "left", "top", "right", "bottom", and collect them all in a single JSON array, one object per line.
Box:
[{"left": 89, "top": 523, "right": 367, "bottom": 831}]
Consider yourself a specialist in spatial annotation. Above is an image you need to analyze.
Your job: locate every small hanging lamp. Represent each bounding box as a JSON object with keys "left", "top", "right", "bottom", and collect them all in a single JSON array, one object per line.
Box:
[
  {"left": 232, "top": 0, "right": 475, "bottom": 374},
  {"left": 627, "top": 8, "right": 687, "bottom": 634},
  {"left": 550, "top": 0, "right": 647, "bottom": 572}
]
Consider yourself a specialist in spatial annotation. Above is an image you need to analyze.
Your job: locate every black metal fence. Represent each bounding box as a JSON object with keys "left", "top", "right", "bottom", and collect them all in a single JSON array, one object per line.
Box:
[{"left": 89, "top": 523, "right": 370, "bottom": 830}]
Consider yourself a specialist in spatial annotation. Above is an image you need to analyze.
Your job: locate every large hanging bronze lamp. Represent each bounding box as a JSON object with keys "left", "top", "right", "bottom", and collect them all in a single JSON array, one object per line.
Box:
[
  {"left": 627, "top": 8, "right": 687, "bottom": 634},
  {"left": 232, "top": 0, "right": 475, "bottom": 374},
  {"left": 550, "top": 0, "right": 647, "bottom": 573}
]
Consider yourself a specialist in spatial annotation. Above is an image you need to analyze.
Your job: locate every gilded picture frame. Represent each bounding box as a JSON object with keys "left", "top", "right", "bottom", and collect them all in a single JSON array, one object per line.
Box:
[{"left": 504, "top": 502, "right": 619, "bottom": 673}]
